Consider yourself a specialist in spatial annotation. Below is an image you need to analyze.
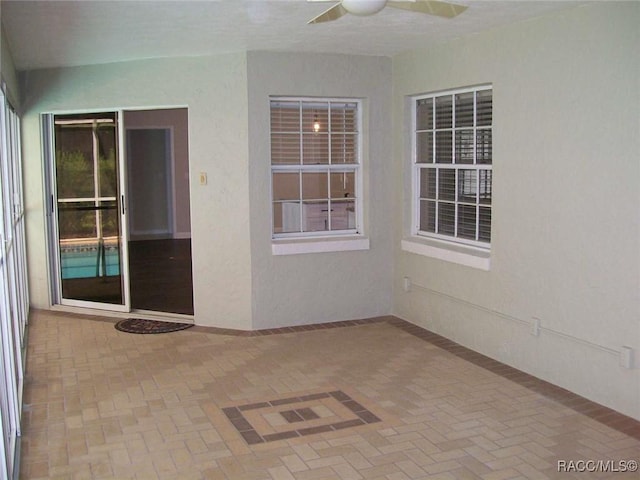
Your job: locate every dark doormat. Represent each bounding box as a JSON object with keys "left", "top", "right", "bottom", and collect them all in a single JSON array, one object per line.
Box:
[{"left": 115, "top": 318, "right": 193, "bottom": 334}]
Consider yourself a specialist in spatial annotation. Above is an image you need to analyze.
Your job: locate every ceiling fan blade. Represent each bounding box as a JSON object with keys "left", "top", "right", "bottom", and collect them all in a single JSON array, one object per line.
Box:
[
  {"left": 308, "top": 3, "right": 348, "bottom": 24},
  {"left": 388, "top": 0, "right": 467, "bottom": 18}
]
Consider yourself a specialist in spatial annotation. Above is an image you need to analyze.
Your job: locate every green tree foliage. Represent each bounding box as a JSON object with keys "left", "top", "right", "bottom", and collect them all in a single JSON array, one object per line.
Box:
[{"left": 56, "top": 141, "right": 119, "bottom": 240}]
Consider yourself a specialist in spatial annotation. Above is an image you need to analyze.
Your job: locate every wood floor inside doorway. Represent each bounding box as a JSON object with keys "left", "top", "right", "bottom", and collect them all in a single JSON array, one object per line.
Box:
[{"left": 128, "top": 238, "right": 194, "bottom": 315}]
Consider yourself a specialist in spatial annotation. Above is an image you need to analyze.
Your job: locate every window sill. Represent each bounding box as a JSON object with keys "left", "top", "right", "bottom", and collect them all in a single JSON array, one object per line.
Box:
[
  {"left": 272, "top": 236, "right": 370, "bottom": 256},
  {"left": 401, "top": 237, "right": 490, "bottom": 271}
]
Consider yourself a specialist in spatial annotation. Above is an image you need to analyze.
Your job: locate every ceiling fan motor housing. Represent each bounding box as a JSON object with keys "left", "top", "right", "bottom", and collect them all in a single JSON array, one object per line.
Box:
[{"left": 342, "top": 0, "right": 388, "bottom": 16}]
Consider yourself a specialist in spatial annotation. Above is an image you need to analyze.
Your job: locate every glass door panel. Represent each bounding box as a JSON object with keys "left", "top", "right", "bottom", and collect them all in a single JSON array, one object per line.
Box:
[{"left": 54, "top": 113, "right": 125, "bottom": 305}]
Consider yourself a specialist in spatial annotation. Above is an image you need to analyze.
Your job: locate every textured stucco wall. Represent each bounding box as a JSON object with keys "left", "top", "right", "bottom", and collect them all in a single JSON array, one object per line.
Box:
[
  {"left": 247, "top": 51, "right": 394, "bottom": 328},
  {"left": 20, "top": 54, "right": 253, "bottom": 329},
  {"left": 392, "top": 2, "right": 640, "bottom": 419}
]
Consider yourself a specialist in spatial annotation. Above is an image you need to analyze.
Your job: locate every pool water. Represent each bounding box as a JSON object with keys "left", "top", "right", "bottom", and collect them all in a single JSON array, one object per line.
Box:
[{"left": 61, "top": 249, "right": 120, "bottom": 279}]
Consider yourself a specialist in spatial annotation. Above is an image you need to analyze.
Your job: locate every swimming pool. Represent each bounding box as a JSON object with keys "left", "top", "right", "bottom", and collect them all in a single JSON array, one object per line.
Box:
[{"left": 61, "top": 249, "right": 120, "bottom": 279}]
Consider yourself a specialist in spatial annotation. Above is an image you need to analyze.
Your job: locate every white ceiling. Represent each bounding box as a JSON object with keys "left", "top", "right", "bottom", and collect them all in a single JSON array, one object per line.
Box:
[{"left": 2, "top": 0, "right": 584, "bottom": 71}]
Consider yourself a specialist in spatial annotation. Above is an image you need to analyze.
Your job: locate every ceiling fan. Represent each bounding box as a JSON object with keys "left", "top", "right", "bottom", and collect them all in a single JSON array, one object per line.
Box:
[{"left": 307, "top": 0, "right": 468, "bottom": 24}]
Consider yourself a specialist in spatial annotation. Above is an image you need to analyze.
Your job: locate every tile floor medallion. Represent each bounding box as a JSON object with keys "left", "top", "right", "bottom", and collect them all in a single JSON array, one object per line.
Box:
[{"left": 222, "top": 390, "right": 382, "bottom": 444}]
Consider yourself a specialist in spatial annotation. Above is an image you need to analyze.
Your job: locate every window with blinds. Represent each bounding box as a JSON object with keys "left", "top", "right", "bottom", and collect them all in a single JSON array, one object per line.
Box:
[
  {"left": 270, "top": 98, "right": 361, "bottom": 238},
  {"left": 413, "top": 86, "right": 492, "bottom": 247}
]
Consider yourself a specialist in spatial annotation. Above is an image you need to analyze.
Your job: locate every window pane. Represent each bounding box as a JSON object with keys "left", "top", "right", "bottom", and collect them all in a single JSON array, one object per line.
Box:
[
  {"left": 455, "top": 129, "right": 474, "bottom": 164},
  {"left": 476, "top": 90, "right": 492, "bottom": 126},
  {"left": 412, "top": 87, "right": 492, "bottom": 246},
  {"left": 302, "top": 172, "right": 328, "bottom": 200},
  {"left": 55, "top": 128, "right": 95, "bottom": 199},
  {"left": 438, "top": 202, "right": 455, "bottom": 236},
  {"left": 275, "top": 201, "right": 301, "bottom": 233},
  {"left": 479, "top": 170, "right": 492, "bottom": 205},
  {"left": 438, "top": 169, "right": 455, "bottom": 201},
  {"left": 97, "top": 125, "right": 118, "bottom": 197},
  {"left": 455, "top": 92, "right": 474, "bottom": 127},
  {"left": 272, "top": 203, "right": 283, "bottom": 233},
  {"left": 419, "top": 168, "right": 436, "bottom": 199},
  {"left": 330, "top": 172, "right": 355, "bottom": 199},
  {"left": 302, "top": 102, "right": 329, "bottom": 133},
  {"left": 476, "top": 129, "right": 492, "bottom": 164},
  {"left": 416, "top": 131, "right": 433, "bottom": 163},
  {"left": 99, "top": 200, "right": 119, "bottom": 237},
  {"left": 479, "top": 206, "right": 491, "bottom": 242},
  {"left": 416, "top": 98, "right": 433, "bottom": 130},
  {"left": 330, "top": 103, "right": 358, "bottom": 132},
  {"left": 435, "top": 131, "right": 452, "bottom": 163},
  {"left": 302, "top": 201, "right": 329, "bottom": 232},
  {"left": 272, "top": 172, "right": 300, "bottom": 201},
  {"left": 271, "top": 133, "right": 300, "bottom": 165},
  {"left": 458, "top": 169, "right": 477, "bottom": 203},
  {"left": 435, "top": 95, "right": 453, "bottom": 129},
  {"left": 419, "top": 200, "right": 436, "bottom": 232},
  {"left": 331, "top": 200, "right": 356, "bottom": 230},
  {"left": 271, "top": 101, "right": 300, "bottom": 132},
  {"left": 271, "top": 98, "right": 361, "bottom": 238},
  {"left": 457, "top": 204, "right": 476, "bottom": 240},
  {"left": 58, "top": 201, "right": 97, "bottom": 239},
  {"left": 331, "top": 133, "right": 357, "bottom": 164},
  {"left": 302, "top": 133, "right": 329, "bottom": 164}
]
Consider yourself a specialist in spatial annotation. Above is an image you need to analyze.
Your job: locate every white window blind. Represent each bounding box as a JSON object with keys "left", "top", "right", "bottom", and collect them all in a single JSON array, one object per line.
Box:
[
  {"left": 413, "top": 86, "right": 492, "bottom": 247},
  {"left": 271, "top": 98, "right": 361, "bottom": 238}
]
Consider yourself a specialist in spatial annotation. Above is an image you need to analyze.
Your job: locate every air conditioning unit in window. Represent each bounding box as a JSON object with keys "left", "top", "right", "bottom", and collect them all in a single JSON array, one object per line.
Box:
[
  {"left": 282, "top": 202, "right": 301, "bottom": 232},
  {"left": 282, "top": 202, "right": 355, "bottom": 233}
]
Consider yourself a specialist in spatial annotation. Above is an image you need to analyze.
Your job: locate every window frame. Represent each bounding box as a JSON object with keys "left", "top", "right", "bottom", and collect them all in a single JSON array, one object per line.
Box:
[
  {"left": 411, "top": 85, "right": 493, "bottom": 251},
  {"left": 270, "top": 96, "right": 364, "bottom": 241}
]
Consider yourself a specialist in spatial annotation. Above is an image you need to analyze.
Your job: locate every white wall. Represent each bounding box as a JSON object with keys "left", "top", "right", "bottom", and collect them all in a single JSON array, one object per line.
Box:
[
  {"left": 247, "top": 51, "right": 394, "bottom": 328},
  {"left": 392, "top": 3, "right": 640, "bottom": 419},
  {"left": 20, "top": 54, "right": 253, "bottom": 329}
]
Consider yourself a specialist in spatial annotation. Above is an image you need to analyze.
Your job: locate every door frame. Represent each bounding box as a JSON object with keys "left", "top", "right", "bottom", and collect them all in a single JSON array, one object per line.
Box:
[
  {"left": 42, "top": 106, "right": 193, "bottom": 320},
  {"left": 43, "top": 110, "right": 131, "bottom": 313}
]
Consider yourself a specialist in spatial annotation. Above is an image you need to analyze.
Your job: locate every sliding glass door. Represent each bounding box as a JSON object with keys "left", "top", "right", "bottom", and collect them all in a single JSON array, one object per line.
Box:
[
  {"left": 0, "top": 87, "right": 28, "bottom": 480},
  {"left": 45, "top": 108, "right": 194, "bottom": 317},
  {"left": 48, "top": 112, "right": 129, "bottom": 309}
]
